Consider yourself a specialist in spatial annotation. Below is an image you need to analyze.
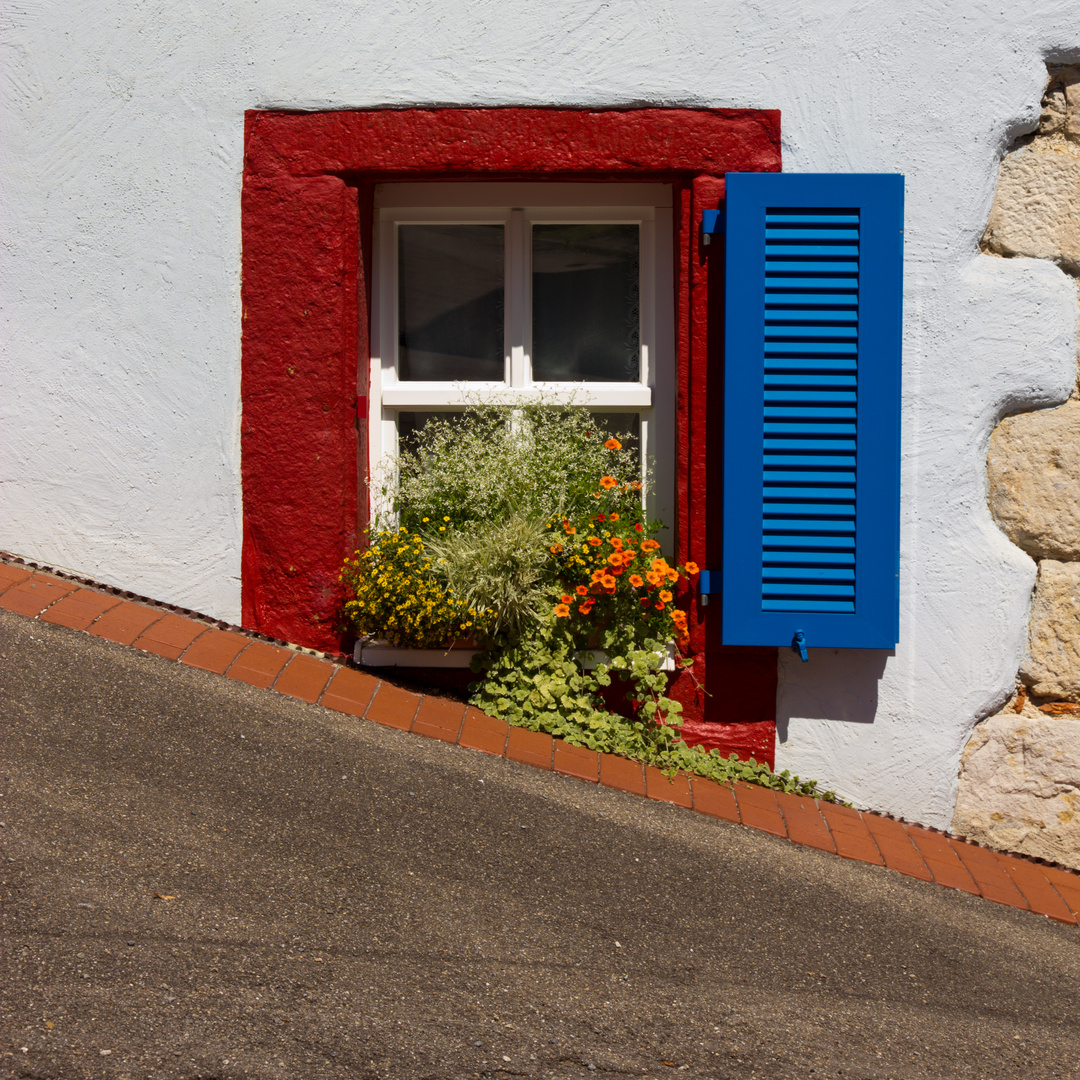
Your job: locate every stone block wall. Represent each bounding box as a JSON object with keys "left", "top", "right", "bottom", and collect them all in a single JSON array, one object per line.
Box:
[{"left": 954, "top": 64, "right": 1080, "bottom": 869}]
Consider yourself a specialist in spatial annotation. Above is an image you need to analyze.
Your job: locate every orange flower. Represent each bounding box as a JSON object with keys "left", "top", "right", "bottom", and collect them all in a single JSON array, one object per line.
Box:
[
  {"left": 549, "top": 543, "right": 563, "bottom": 554},
  {"left": 629, "top": 574, "right": 644, "bottom": 588},
  {"left": 654, "top": 601, "right": 666, "bottom": 610},
  {"left": 603, "top": 437, "right": 622, "bottom": 450},
  {"left": 564, "top": 525, "right": 577, "bottom": 536},
  {"left": 591, "top": 569, "right": 607, "bottom": 583},
  {"left": 560, "top": 594, "right": 573, "bottom": 605},
  {"left": 609, "top": 537, "right": 623, "bottom": 551},
  {"left": 607, "top": 553, "right": 623, "bottom": 568},
  {"left": 646, "top": 570, "right": 664, "bottom": 586},
  {"left": 677, "top": 632, "right": 690, "bottom": 651},
  {"left": 578, "top": 602, "right": 594, "bottom": 615},
  {"left": 588, "top": 536, "right": 603, "bottom": 547},
  {"left": 641, "top": 539, "right": 660, "bottom": 551},
  {"left": 599, "top": 476, "right": 618, "bottom": 490},
  {"left": 575, "top": 584, "right": 589, "bottom": 596},
  {"left": 620, "top": 550, "right": 636, "bottom": 565},
  {"left": 601, "top": 574, "right": 617, "bottom": 590},
  {"left": 659, "top": 590, "right": 673, "bottom": 603},
  {"left": 610, "top": 513, "right": 620, "bottom": 521},
  {"left": 671, "top": 609, "right": 687, "bottom": 626},
  {"left": 666, "top": 568, "right": 680, "bottom": 583},
  {"left": 684, "top": 561, "right": 700, "bottom": 574},
  {"left": 554, "top": 604, "right": 570, "bottom": 618}
]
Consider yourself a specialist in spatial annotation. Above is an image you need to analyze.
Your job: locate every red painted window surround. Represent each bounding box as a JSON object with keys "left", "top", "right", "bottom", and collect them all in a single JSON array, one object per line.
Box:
[{"left": 241, "top": 107, "right": 781, "bottom": 764}]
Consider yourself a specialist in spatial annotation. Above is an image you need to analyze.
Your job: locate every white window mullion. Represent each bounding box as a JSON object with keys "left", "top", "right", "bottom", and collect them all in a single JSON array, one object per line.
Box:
[{"left": 508, "top": 209, "right": 527, "bottom": 388}]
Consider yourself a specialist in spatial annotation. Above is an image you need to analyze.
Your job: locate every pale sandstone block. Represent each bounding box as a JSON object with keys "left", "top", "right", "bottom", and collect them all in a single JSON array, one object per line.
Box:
[
  {"left": 982, "top": 141, "right": 1080, "bottom": 274},
  {"left": 1039, "top": 65, "right": 1080, "bottom": 140},
  {"left": 1022, "top": 560, "right": 1080, "bottom": 701},
  {"left": 988, "top": 397, "right": 1080, "bottom": 561},
  {"left": 953, "top": 710, "right": 1080, "bottom": 870}
]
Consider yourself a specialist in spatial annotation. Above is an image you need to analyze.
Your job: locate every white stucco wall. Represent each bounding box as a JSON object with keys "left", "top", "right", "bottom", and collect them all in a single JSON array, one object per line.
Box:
[{"left": 3, "top": 0, "right": 1079, "bottom": 825}]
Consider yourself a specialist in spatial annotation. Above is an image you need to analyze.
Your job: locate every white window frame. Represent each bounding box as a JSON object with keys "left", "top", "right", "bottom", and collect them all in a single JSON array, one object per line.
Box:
[{"left": 370, "top": 182, "right": 675, "bottom": 532}]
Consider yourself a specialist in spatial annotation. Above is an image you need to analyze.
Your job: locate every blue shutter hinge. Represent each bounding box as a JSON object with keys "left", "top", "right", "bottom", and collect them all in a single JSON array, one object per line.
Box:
[
  {"left": 698, "top": 569, "right": 712, "bottom": 606},
  {"left": 792, "top": 630, "right": 809, "bottom": 663},
  {"left": 701, "top": 204, "right": 726, "bottom": 245}
]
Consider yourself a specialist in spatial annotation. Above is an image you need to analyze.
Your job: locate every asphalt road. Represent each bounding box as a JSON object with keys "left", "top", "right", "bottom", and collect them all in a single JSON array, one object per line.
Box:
[{"left": 2, "top": 609, "right": 1079, "bottom": 1080}]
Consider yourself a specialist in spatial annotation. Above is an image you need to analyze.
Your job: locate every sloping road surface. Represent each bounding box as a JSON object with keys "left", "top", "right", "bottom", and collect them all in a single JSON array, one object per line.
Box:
[{"left": 2, "top": 609, "right": 1078, "bottom": 1080}]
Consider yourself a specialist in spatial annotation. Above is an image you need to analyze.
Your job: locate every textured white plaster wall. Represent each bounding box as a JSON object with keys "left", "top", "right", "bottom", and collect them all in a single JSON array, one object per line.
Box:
[{"left": 2, "top": 0, "right": 1079, "bottom": 824}]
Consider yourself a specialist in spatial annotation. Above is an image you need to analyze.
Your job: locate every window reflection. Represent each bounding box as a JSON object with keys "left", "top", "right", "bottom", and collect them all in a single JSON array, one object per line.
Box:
[
  {"left": 396, "top": 411, "right": 465, "bottom": 449},
  {"left": 531, "top": 224, "right": 640, "bottom": 383},
  {"left": 398, "top": 225, "right": 504, "bottom": 381},
  {"left": 590, "top": 412, "right": 641, "bottom": 471}
]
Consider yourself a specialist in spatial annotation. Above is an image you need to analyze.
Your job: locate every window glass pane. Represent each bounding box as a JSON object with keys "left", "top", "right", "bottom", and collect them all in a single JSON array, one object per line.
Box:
[
  {"left": 398, "top": 225, "right": 504, "bottom": 382},
  {"left": 531, "top": 224, "right": 640, "bottom": 382},
  {"left": 590, "top": 412, "right": 641, "bottom": 471},
  {"left": 396, "top": 411, "right": 465, "bottom": 449}
]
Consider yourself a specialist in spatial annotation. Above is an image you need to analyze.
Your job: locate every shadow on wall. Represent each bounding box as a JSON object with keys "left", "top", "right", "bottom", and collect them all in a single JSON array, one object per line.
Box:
[{"left": 775, "top": 648, "right": 891, "bottom": 743}]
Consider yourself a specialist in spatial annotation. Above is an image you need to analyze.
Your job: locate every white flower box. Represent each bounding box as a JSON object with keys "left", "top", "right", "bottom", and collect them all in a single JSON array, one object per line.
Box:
[
  {"left": 354, "top": 639, "right": 675, "bottom": 672},
  {"left": 354, "top": 639, "right": 479, "bottom": 669}
]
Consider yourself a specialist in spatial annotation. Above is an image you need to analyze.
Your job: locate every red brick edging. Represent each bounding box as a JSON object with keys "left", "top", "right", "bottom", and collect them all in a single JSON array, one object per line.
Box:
[{"left": 2, "top": 556, "right": 1079, "bottom": 927}]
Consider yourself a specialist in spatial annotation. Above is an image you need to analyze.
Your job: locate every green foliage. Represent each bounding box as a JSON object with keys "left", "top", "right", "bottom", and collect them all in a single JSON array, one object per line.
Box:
[
  {"left": 546, "top": 504, "right": 694, "bottom": 667},
  {"left": 423, "top": 513, "right": 552, "bottom": 641},
  {"left": 471, "top": 616, "right": 840, "bottom": 802},
  {"left": 383, "top": 399, "right": 644, "bottom": 532},
  {"left": 339, "top": 529, "right": 493, "bottom": 648},
  {"left": 346, "top": 397, "right": 841, "bottom": 802}
]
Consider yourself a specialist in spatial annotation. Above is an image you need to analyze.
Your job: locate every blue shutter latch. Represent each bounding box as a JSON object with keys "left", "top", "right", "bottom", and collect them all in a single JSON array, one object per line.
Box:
[
  {"left": 701, "top": 206, "right": 725, "bottom": 245},
  {"left": 697, "top": 569, "right": 713, "bottom": 605}
]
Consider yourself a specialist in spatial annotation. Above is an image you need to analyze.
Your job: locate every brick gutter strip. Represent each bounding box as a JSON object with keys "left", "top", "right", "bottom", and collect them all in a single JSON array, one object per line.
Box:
[{"left": 3, "top": 555, "right": 1079, "bottom": 927}]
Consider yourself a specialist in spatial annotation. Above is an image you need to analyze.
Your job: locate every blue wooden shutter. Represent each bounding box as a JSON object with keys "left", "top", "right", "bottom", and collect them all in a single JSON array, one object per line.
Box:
[{"left": 722, "top": 173, "right": 903, "bottom": 650}]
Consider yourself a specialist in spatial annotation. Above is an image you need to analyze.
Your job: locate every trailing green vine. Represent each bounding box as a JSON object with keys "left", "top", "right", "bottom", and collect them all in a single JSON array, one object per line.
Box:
[{"left": 470, "top": 616, "right": 841, "bottom": 802}]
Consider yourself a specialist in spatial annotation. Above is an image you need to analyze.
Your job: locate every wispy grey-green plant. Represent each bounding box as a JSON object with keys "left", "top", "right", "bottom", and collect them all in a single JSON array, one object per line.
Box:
[
  {"left": 424, "top": 513, "right": 552, "bottom": 641},
  {"left": 380, "top": 397, "right": 645, "bottom": 532}
]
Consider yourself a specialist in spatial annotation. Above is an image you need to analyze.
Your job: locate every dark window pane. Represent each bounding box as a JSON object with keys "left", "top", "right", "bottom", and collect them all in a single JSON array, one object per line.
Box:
[
  {"left": 531, "top": 224, "right": 640, "bottom": 382},
  {"left": 398, "top": 225, "right": 504, "bottom": 381},
  {"left": 590, "top": 412, "right": 641, "bottom": 471},
  {"left": 396, "top": 411, "right": 465, "bottom": 448}
]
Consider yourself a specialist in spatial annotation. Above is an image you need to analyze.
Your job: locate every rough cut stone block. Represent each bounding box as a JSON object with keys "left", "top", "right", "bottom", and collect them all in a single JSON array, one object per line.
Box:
[
  {"left": 1022, "top": 560, "right": 1080, "bottom": 701},
  {"left": 982, "top": 141, "right": 1080, "bottom": 274},
  {"left": 953, "top": 709, "right": 1080, "bottom": 871},
  {"left": 988, "top": 398, "right": 1080, "bottom": 561},
  {"left": 1038, "top": 65, "right": 1080, "bottom": 140}
]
